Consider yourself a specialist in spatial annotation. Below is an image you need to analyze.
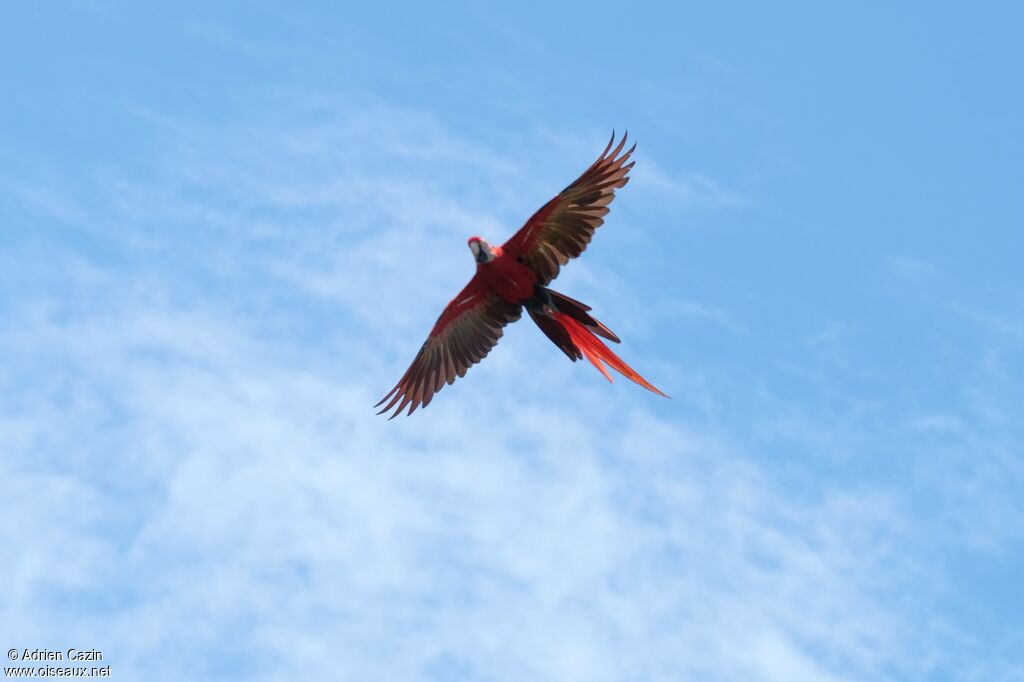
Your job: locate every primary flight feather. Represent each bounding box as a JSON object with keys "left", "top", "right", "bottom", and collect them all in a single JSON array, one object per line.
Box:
[{"left": 376, "top": 132, "right": 668, "bottom": 419}]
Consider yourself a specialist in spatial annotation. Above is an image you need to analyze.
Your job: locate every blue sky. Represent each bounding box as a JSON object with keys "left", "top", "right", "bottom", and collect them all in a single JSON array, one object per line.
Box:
[{"left": 2, "top": 2, "right": 1022, "bottom": 680}]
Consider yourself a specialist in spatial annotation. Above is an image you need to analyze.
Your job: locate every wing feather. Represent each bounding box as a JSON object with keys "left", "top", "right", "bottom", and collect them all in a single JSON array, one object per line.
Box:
[
  {"left": 376, "top": 275, "right": 522, "bottom": 418},
  {"left": 502, "top": 132, "right": 635, "bottom": 284}
]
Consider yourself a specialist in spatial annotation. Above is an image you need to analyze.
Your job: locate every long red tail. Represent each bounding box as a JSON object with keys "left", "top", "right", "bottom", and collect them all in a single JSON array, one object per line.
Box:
[{"left": 551, "top": 311, "right": 669, "bottom": 398}]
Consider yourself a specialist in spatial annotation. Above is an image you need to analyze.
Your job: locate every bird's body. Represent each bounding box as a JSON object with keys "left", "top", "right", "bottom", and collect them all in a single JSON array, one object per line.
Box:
[
  {"left": 377, "top": 133, "right": 668, "bottom": 419},
  {"left": 474, "top": 244, "right": 537, "bottom": 304}
]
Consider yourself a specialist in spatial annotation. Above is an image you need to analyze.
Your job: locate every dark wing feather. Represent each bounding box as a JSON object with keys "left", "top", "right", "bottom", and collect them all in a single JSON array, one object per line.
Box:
[
  {"left": 375, "top": 275, "right": 522, "bottom": 419},
  {"left": 502, "top": 131, "right": 635, "bottom": 284}
]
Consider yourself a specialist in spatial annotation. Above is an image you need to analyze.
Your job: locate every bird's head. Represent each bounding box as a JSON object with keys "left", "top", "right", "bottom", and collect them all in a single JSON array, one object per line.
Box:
[{"left": 467, "top": 236, "right": 496, "bottom": 264}]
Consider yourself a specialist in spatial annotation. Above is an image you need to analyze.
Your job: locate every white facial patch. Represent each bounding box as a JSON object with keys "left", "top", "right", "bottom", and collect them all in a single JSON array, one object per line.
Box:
[{"left": 469, "top": 238, "right": 495, "bottom": 263}]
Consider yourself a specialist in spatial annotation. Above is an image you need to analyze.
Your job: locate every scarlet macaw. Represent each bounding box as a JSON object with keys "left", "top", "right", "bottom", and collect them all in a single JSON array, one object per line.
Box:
[{"left": 377, "top": 132, "right": 668, "bottom": 418}]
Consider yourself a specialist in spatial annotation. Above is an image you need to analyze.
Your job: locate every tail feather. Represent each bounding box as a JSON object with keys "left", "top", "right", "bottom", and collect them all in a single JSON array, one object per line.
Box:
[
  {"left": 550, "top": 310, "right": 669, "bottom": 398},
  {"left": 548, "top": 290, "right": 621, "bottom": 343},
  {"left": 528, "top": 308, "right": 579, "bottom": 361}
]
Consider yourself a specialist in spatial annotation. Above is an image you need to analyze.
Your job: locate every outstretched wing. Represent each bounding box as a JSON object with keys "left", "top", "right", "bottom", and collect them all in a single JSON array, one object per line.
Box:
[
  {"left": 376, "top": 275, "right": 522, "bottom": 419},
  {"left": 502, "top": 132, "right": 635, "bottom": 284}
]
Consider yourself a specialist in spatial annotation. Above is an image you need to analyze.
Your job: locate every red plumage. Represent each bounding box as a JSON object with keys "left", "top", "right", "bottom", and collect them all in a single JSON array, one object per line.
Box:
[{"left": 376, "top": 132, "right": 668, "bottom": 419}]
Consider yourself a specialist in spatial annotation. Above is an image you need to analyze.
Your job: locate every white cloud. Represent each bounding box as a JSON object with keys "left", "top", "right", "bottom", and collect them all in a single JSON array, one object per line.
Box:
[
  {"left": 631, "top": 157, "right": 744, "bottom": 209},
  {"left": 1, "top": 102, "right": 1020, "bottom": 682}
]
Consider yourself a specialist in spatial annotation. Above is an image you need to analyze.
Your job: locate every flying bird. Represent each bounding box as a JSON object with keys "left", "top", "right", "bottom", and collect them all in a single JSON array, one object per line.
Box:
[{"left": 377, "top": 132, "right": 668, "bottom": 418}]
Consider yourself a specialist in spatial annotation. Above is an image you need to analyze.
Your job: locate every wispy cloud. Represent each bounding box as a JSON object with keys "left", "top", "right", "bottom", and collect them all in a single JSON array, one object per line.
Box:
[
  {"left": 631, "top": 157, "right": 744, "bottom": 209},
  {"left": 1, "top": 100, "right": 1021, "bottom": 682}
]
